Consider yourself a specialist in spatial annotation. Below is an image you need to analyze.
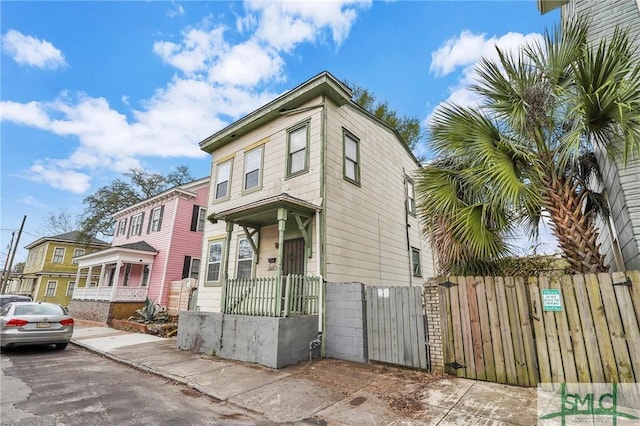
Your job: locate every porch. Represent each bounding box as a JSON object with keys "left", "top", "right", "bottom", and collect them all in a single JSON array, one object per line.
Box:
[
  {"left": 224, "top": 274, "right": 322, "bottom": 317},
  {"left": 71, "top": 285, "right": 149, "bottom": 302}
]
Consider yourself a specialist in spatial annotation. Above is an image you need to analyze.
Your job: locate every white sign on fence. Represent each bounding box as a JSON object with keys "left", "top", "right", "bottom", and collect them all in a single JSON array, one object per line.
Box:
[{"left": 542, "top": 289, "right": 563, "bottom": 312}]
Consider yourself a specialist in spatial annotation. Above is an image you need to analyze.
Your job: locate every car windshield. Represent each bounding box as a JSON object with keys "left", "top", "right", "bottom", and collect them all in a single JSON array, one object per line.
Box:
[{"left": 14, "top": 304, "right": 65, "bottom": 316}]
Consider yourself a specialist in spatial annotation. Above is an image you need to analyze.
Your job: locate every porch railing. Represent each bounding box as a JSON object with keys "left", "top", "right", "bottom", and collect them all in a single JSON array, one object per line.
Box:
[
  {"left": 72, "top": 286, "right": 149, "bottom": 302},
  {"left": 224, "top": 274, "right": 322, "bottom": 317}
]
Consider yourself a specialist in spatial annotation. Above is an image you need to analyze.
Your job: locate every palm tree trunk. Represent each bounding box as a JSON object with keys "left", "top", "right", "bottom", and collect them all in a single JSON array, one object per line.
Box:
[{"left": 544, "top": 175, "right": 607, "bottom": 274}]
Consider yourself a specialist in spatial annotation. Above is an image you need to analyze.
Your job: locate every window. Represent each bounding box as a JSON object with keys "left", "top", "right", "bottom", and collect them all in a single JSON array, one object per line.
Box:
[
  {"left": 128, "top": 213, "right": 144, "bottom": 237},
  {"left": 182, "top": 256, "right": 201, "bottom": 280},
  {"left": 287, "top": 122, "right": 309, "bottom": 177},
  {"left": 123, "top": 263, "right": 132, "bottom": 286},
  {"left": 141, "top": 265, "right": 150, "bottom": 287},
  {"left": 117, "top": 219, "right": 127, "bottom": 236},
  {"left": 344, "top": 131, "right": 360, "bottom": 184},
  {"left": 45, "top": 280, "right": 58, "bottom": 297},
  {"left": 52, "top": 247, "right": 65, "bottom": 264},
  {"left": 197, "top": 207, "right": 207, "bottom": 231},
  {"left": 148, "top": 206, "right": 164, "bottom": 233},
  {"left": 215, "top": 161, "right": 232, "bottom": 200},
  {"left": 244, "top": 146, "right": 263, "bottom": 191},
  {"left": 72, "top": 248, "right": 85, "bottom": 264},
  {"left": 191, "top": 206, "right": 207, "bottom": 232},
  {"left": 236, "top": 239, "right": 254, "bottom": 279},
  {"left": 411, "top": 248, "right": 422, "bottom": 277},
  {"left": 206, "top": 241, "right": 223, "bottom": 282},
  {"left": 406, "top": 177, "right": 416, "bottom": 215},
  {"left": 66, "top": 281, "right": 75, "bottom": 297}
]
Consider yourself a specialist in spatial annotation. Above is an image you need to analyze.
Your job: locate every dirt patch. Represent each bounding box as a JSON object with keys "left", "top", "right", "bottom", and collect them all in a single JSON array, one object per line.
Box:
[{"left": 289, "top": 359, "right": 448, "bottom": 416}]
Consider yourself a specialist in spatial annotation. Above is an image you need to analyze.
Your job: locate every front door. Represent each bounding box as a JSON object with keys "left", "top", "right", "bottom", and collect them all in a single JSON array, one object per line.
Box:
[{"left": 282, "top": 238, "right": 305, "bottom": 275}]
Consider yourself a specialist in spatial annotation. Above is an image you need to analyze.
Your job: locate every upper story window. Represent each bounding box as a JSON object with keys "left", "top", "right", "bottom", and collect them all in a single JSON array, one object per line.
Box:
[
  {"left": 244, "top": 146, "right": 263, "bottom": 192},
  {"left": 72, "top": 248, "right": 85, "bottom": 264},
  {"left": 406, "top": 177, "right": 416, "bottom": 215},
  {"left": 148, "top": 206, "right": 164, "bottom": 233},
  {"left": 206, "top": 240, "right": 224, "bottom": 283},
  {"left": 45, "top": 280, "right": 57, "bottom": 296},
  {"left": 183, "top": 256, "right": 201, "bottom": 280},
  {"left": 215, "top": 160, "right": 232, "bottom": 201},
  {"left": 343, "top": 131, "right": 360, "bottom": 185},
  {"left": 116, "top": 218, "right": 127, "bottom": 236},
  {"left": 128, "top": 213, "right": 144, "bottom": 237},
  {"left": 52, "top": 247, "right": 65, "bottom": 264},
  {"left": 287, "top": 122, "right": 309, "bottom": 177},
  {"left": 190, "top": 206, "right": 207, "bottom": 232}
]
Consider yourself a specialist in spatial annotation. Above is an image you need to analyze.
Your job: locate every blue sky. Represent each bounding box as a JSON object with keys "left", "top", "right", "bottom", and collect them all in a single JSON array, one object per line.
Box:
[{"left": 1, "top": 1, "right": 559, "bottom": 263}]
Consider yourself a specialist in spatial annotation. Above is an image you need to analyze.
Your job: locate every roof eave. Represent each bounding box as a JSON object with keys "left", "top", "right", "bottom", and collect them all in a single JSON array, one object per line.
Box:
[
  {"left": 199, "top": 71, "right": 352, "bottom": 154},
  {"left": 537, "top": 0, "right": 568, "bottom": 14}
]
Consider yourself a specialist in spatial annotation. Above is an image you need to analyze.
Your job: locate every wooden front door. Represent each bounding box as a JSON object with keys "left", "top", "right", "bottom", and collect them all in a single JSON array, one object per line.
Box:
[{"left": 282, "top": 238, "right": 305, "bottom": 275}]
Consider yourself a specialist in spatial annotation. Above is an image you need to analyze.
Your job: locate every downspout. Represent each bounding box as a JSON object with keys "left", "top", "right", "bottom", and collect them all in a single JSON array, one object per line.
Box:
[
  {"left": 403, "top": 169, "right": 413, "bottom": 286},
  {"left": 319, "top": 97, "right": 327, "bottom": 357}
]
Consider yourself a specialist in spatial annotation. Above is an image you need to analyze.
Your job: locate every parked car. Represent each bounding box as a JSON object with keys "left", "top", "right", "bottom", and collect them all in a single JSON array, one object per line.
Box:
[
  {"left": 0, "top": 302, "right": 74, "bottom": 351},
  {"left": 0, "top": 294, "right": 32, "bottom": 307}
]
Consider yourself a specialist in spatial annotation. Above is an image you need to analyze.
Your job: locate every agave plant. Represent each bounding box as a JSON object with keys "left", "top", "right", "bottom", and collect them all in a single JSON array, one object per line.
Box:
[{"left": 128, "top": 298, "right": 168, "bottom": 324}]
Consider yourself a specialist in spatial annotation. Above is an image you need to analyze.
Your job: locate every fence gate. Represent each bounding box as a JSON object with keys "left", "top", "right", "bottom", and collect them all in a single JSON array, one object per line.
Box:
[{"left": 365, "top": 286, "right": 429, "bottom": 370}]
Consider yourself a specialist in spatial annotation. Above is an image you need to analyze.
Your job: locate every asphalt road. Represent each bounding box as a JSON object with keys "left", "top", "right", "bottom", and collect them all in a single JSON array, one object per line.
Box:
[{"left": 0, "top": 344, "right": 271, "bottom": 425}]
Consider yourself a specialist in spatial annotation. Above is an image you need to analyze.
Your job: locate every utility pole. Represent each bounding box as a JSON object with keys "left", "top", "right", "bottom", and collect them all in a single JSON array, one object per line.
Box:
[
  {"left": 1, "top": 231, "right": 15, "bottom": 292},
  {"left": 1, "top": 215, "right": 26, "bottom": 294}
]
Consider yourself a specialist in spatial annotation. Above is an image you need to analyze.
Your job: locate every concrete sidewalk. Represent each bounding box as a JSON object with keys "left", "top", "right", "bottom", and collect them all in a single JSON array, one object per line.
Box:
[{"left": 71, "top": 321, "right": 541, "bottom": 425}]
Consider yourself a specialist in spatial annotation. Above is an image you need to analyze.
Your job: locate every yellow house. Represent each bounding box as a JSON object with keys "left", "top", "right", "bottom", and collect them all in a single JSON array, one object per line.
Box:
[{"left": 21, "top": 231, "right": 110, "bottom": 306}]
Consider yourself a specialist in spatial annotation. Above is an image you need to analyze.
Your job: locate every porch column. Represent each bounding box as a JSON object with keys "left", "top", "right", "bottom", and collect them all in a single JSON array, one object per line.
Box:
[
  {"left": 111, "top": 260, "right": 122, "bottom": 301},
  {"left": 73, "top": 267, "right": 82, "bottom": 299},
  {"left": 276, "top": 208, "right": 287, "bottom": 277},
  {"left": 86, "top": 266, "right": 93, "bottom": 286},
  {"left": 220, "top": 221, "right": 234, "bottom": 312},
  {"left": 97, "top": 264, "right": 106, "bottom": 287}
]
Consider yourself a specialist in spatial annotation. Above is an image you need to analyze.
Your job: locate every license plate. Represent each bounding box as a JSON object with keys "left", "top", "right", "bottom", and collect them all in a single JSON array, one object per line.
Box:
[{"left": 36, "top": 322, "right": 50, "bottom": 328}]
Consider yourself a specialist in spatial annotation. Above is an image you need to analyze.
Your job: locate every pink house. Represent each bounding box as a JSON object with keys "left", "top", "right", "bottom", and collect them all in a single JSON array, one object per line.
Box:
[{"left": 69, "top": 177, "right": 209, "bottom": 323}]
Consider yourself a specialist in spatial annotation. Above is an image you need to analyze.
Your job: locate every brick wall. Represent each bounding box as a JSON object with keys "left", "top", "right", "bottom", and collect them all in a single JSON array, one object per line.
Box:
[{"left": 423, "top": 278, "right": 444, "bottom": 372}]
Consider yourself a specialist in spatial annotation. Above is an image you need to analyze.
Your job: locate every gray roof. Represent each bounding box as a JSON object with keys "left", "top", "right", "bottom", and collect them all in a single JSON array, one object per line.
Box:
[
  {"left": 25, "top": 231, "right": 110, "bottom": 249},
  {"left": 114, "top": 241, "right": 158, "bottom": 253}
]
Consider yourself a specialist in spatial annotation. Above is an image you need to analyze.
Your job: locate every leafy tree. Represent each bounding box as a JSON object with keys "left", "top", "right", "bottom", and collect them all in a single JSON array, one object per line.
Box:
[
  {"left": 417, "top": 18, "right": 640, "bottom": 275},
  {"left": 12, "top": 262, "right": 24, "bottom": 273},
  {"left": 80, "top": 166, "right": 194, "bottom": 237},
  {"left": 350, "top": 84, "right": 424, "bottom": 157}
]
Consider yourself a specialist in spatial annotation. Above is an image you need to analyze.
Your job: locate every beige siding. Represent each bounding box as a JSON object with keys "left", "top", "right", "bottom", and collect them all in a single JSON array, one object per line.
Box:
[
  {"left": 565, "top": 0, "right": 640, "bottom": 270},
  {"left": 323, "top": 100, "right": 434, "bottom": 286}
]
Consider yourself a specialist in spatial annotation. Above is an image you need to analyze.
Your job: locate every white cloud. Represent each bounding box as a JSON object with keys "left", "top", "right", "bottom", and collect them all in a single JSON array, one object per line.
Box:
[
  {"left": 245, "top": 0, "right": 370, "bottom": 51},
  {"left": 27, "top": 161, "right": 91, "bottom": 194},
  {"left": 426, "top": 30, "right": 544, "bottom": 124},
  {"left": 20, "top": 196, "right": 47, "bottom": 209},
  {"left": 2, "top": 1, "right": 370, "bottom": 194},
  {"left": 167, "top": 2, "right": 185, "bottom": 18},
  {"left": 1, "top": 29, "right": 67, "bottom": 70}
]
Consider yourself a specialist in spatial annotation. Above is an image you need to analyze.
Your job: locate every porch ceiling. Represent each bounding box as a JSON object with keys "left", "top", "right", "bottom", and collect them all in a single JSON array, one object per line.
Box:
[
  {"left": 76, "top": 243, "right": 158, "bottom": 268},
  {"left": 215, "top": 193, "right": 321, "bottom": 227}
]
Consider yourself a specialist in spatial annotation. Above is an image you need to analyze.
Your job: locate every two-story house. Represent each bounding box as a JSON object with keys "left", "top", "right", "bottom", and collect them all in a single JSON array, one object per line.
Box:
[
  {"left": 538, "top": 0, "right": 640, "bottom": 271},
  {"left": 194, "top": 71, "right": 436, "bottom": 312},
  {"left": 20, "top": 231, "right": 109, "bottom": 306},
  {"left": 69, "top": 177, "right": 209, "bottom": 323}
]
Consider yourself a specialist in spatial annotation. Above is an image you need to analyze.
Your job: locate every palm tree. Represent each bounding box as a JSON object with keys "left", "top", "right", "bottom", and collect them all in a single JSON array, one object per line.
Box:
[{"left": 417, "top": 17, "right": 640, "bottom": 275}]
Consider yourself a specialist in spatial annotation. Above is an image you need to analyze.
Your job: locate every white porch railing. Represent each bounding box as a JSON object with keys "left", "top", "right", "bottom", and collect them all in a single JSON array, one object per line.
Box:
[{"left": 72, "top": 286, "right": 148, "bottom": 302}]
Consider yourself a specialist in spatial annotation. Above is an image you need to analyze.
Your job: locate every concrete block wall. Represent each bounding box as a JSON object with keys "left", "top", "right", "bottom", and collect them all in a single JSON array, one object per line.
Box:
[
  {"left": 324, "top": 282, "right": 367, "bottom": 363},
  {"left": 423, "top": 279, "right": 444, "bottom": 372}
]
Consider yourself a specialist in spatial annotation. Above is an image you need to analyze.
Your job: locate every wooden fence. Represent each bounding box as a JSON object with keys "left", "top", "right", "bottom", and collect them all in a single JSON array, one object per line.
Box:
[
  {"left": 439, "top": 271, "right": 640, "bottom": 387},
  {"left": 224, "top": 274, "right": 321, "bottom": 317}
]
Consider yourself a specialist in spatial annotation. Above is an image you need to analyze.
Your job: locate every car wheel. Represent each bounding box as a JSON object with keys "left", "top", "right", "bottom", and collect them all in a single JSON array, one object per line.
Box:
[{"left": 54, "top": 343, "right": 68, "bottom": 350}]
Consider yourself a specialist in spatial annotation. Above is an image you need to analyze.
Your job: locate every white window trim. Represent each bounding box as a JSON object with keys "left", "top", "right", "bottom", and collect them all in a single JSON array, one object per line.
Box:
[
  {"left": 72, "top": 248, "right": 85, "bottom": 264},
  {"left": 149, "top": 206, "right": 162, "bottom": 232},
  {"left": 117, "top": 218, "right": 127, "bottom": 236},
  {"left": 189, "top": 258, "right": 201, "bottom": 280},
  {"left": 129, "top": 213, "right": 143, "bottom": 237},
  {"left": 411, "top": 247, "right": 422, "bottom": 277},
  {"left": 66, "top": 281, "right": 75, "bottom": 297},
  {"left": 406, "top": 177, "right": 416, "bottom": 216},
  {"left": 52, "top": 247, "right": 66, "bottom": 264}
]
